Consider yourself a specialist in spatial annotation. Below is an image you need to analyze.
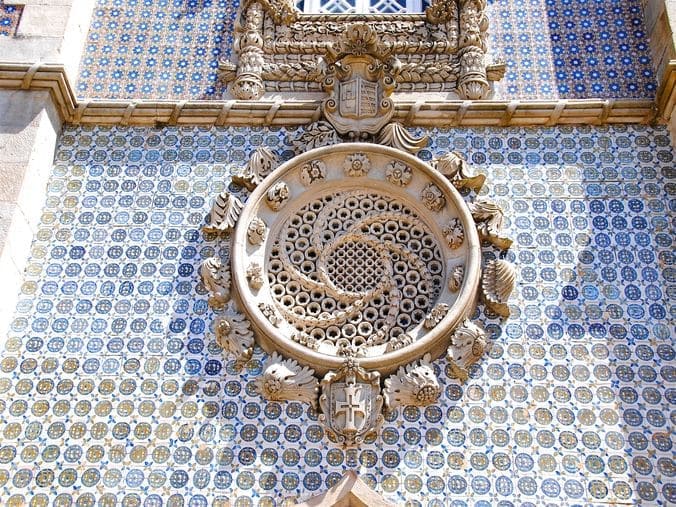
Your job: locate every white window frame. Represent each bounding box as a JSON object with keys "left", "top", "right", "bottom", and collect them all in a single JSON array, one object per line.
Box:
[{"left": 302, "top": 0, "right": 421, "bottom": 14}]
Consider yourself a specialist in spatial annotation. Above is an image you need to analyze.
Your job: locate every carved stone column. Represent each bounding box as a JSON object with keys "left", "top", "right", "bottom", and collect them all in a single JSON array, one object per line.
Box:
[
  {"left": 457, "top": 0, "right": 489, "bottom": 100},
  {"left": 231, "top": 2, "right": 265, "bottom": 100}
]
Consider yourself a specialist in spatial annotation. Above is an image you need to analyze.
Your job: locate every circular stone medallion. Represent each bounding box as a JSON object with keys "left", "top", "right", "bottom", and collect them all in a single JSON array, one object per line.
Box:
[{"left": 232, "top": 144, "right": 481, "bottom": 375}]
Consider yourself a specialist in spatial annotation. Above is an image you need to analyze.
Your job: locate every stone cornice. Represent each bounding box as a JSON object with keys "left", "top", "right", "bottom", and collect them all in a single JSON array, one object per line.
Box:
[{"left": 0, "top": 62, "right": 660, "bottom": 128}]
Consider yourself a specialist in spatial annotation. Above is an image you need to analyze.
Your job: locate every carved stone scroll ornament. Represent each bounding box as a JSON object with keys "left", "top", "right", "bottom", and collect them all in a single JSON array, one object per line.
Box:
[
  {"left": 446, "top": 319, "right": 488, "bottom": 381},
  {"left": 200, "top": 257, "right": 231, "bottom": 309},
  {"left": 319, "top": 358, "right": 384, "bottom": 447},
  {"left": 202, "top": 191, "right": 244, "bottom": 235},
  {"left": 215, "top": 305, "right": 255, "bottom": 363},
  {"left": 232, "top": 146, "right": 279, "bottom": 191},
  {"left": 383, "top": 353, "right": 441, "bottom": 411},
  {"left": 254, "top": 352, "right": 320, "bottom": 408}
]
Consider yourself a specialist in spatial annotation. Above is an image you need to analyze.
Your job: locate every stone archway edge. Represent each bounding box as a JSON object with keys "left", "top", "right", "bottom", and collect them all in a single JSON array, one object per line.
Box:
[{"left": 0, "top": 62, "right": 665, "bottom": 127}]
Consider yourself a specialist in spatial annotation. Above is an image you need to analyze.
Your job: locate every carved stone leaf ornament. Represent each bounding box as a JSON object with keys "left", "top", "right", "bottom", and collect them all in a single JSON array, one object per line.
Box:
[
  {"left": 232, "top": 146, "right": 279, "bottom": 191},
  {"left": 469, "top": 197, "right": 513, "bottom": 250},
  {"left": 202, "top": 142, "right": 516, "bottom": 447},
  {"left": 446, "top": 319, "right": 488, "bottom": 381},
  {"left": 292, "top": 122, "right": 340, "bottom": 154},
  {"left": 383, "top": 353, "right": 441, "bottom": 411},
  {"left": 202, "top": 191, "right": 244, "bottom": 235},
  {"left": 255, "top": 352, "right": 320, "bottom": 409},
  {"left": 200, "top": 257, "right": 231, "bottom": 309},
  {"left": 431, "top": 151, "right": 486, "bottom": 193},
  {"left": 215, "top": 305, "right": 255, "bottom": 363},
  {"left": 481, "top": 259, "right": 517, "bottom": 317}
]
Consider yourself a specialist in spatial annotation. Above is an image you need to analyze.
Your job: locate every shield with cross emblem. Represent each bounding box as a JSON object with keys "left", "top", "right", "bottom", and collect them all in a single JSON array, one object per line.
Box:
[{"left": 319, "top": 359, "right": 384, "bottom": 447}]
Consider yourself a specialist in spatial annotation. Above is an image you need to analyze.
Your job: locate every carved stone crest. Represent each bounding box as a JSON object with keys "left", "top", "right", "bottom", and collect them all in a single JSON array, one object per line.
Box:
[
  {"left": 319, "top": 358, "right": 384, "bottom": 447},
  {"left": 321, "top": 23, "right": 398, "bottom": 138}
]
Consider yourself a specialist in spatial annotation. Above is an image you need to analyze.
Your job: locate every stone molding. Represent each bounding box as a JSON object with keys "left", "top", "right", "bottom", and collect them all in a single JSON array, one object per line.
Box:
[{"left": 0, "top": 63, "right": 661, "bottom": 127}]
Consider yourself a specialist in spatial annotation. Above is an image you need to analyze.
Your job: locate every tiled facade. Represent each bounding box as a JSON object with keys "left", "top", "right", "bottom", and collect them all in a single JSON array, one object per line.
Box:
[
  {"left": 1, "top": 124, "right": 674, "bottom": 505},
  {"left": 76, "top": 0, "right": 657, "bottom": 100},
  {"left": 0, "top": 0, "right": 22, "bottom": 37}
]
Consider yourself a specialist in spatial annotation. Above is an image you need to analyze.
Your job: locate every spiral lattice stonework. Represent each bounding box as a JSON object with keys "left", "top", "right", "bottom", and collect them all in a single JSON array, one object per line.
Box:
[{"left": 232, "top": 144, "right": 482, "bottom": 375}]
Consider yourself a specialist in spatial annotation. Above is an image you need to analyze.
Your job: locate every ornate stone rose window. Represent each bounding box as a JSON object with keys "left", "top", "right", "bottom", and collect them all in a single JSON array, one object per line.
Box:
[
  {"left": 203, "top": 23, "right": 515, "bottom": 446},
  {"left": 232, "top": 143, "right": 481, "bottom": 376}
]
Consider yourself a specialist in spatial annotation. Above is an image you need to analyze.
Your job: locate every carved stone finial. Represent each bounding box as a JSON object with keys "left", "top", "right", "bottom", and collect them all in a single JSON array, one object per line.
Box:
[
  {"left": 232, "top": 147, "right": 279, "bottom": 191},
  {"left": 469, "top": 198, "right": 513, "bottom": 249},
  {"left": 431, "top": 151, "right": 486, "bottom": 193},
  {"left": 254, "top": 352, "right": 320, "bottom": 409},
  {"left": 203, "top": 191, "right": 244, "bottom": 235},
  {"left": 215, "top": 306, "right": 254, "bottom": 363},
  {"left": 377, "top": 123, "right": 430, "bottom": 155},
  {"left": 319, "top": 360, "right": 384, "bottom": 447},
  {"left": 200, "top": 257, "right": 231, "bottom": 309},
  {"left": 446, "top": 319, "right": 487, "bottom": 381},
  {"left": 383, "top": 353, "right": 442, "bottom": 411},
  {"left": 481, "top": 259, "right": 516, "bottom": 317}
]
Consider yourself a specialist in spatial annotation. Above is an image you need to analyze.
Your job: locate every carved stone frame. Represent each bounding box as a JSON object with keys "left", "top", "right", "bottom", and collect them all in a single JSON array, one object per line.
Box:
[
  {"left": 221, "top": 0, "right": 503, "bottom": 100},
  {"left": 230, "top": 143, "right": 482, "bottom": 376}
]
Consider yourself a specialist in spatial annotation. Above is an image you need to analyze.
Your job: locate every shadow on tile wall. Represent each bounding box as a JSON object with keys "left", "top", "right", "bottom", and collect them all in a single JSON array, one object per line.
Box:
[{"left": 0, "top": 124, "right": 673, "bottom": 505}]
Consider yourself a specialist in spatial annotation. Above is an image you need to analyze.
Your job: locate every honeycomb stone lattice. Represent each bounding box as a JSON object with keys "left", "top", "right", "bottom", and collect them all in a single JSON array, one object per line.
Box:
[
  {"left": 231, "top": 143, "right": 482, "bottom": 376},
  {"left": 267, "top": 190, "right": 445, "bottom": 351}
]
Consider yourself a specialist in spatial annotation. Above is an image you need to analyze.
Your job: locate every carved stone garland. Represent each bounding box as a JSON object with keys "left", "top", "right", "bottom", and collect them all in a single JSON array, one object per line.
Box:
[
  {"left": 221, "top": 1, "right": 504, "bottom": 99},
  {"left": 201, "top": 142, "right": 516, "bottom": 447}
]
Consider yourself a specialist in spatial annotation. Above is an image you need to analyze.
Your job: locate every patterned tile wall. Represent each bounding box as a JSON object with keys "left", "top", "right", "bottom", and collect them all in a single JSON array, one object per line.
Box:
[
  {"left": 75, "top": 0, "right": 657, "bottom": 100},
  {"left": 0, "top": 0, "right": 22, "bottom": 37},
  {"left": 1, "top": 125, "right": 674, "bottom": 506}
]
